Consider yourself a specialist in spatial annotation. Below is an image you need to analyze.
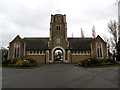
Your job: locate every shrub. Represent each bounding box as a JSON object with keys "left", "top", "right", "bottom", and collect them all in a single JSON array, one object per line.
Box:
[
  {"left": 107, "top": 59, "right": 117, "bottom": 64},
  {"left": 2, "top": 59, "right": 11, "bottom": 65},
  {"left": 10, "top": 58, "right": 18, "bottom": 64},
  {"left": 80, "top": 58, "right": 118, "bottom": 67},
  {"left": 2, "top": 58, "right": 18, "bottom": 65},
  {"left": 99, "top": 59, "right": 109, "bottom": 64},
  {"left": 27, "top": 59, "right": 37, "bottom": 63},
  {"left": 15, "top": 60, "right": 23, "bottom": 65},
  {"left": 3, "top": 58, "right": 37, "bottom": 67},
  {"left": 80, "top": 58, "right": 101, "bottom": 66},
  {"left": 22, "top": 60, "right": 31, "bottom": 67},
  {"left": 89, "top": 58, "right": 100, "bottom": 65}
]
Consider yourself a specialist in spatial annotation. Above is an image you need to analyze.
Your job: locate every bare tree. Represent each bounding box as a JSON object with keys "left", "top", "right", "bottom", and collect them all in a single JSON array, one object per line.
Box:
[
  {"left": 72, "top": 32, "right": 73, "bottom": 38},
  {"left": 113, "top": 0, "right": 119, "bottom": 5},
  {"left": 103, "top": 35, "right": 110, "bottom": 46},
  {"left": 108, "top": 20, "right": 118, "bottom": 53},
  {"left": 81, "top": 28, "right": 84, "bottom": 38},
  {"left": 118, "top": 24, "right": 120, "bottom": 39},
  {"left": 92, "top": 25, "right": 96, "bottom": 38},
  {"left": 103, "top": 35, "right": 111, "bottom": 51}
]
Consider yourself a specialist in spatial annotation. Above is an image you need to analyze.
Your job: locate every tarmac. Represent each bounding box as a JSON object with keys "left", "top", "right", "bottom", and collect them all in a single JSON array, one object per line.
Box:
[{"left": 2, "top": 64, "right": 119, "bottom": 88}]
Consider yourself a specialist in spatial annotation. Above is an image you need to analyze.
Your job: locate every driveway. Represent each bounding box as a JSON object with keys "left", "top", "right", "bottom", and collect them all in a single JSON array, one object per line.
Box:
[{"left": 2, "top": 64, "right": 119, "bottom": 88}]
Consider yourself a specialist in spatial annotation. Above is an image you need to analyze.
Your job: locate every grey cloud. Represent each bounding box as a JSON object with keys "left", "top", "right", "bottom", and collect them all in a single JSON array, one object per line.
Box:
[{"left": 0, "top": 0, "right": 117, "bottom": 48}]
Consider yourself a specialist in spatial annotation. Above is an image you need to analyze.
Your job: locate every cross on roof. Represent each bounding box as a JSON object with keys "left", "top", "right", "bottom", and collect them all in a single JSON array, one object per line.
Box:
[{"left": 57, "top": 9, "right": 61, "bottom": 13}]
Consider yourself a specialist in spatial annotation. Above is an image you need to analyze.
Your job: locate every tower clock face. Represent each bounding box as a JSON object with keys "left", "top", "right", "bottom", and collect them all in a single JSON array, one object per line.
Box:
[{"left": 56, "top": 16, "right": 61, "bottom": 22}]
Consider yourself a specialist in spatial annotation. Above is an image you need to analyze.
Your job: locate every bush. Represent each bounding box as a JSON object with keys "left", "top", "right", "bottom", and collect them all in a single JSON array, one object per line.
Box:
[
  {"left": 80, "top": 58, "right": 118, "bottom": 67},
  {"left": 10, "top": 59, "right": 18, "bottom": 64},
  {"left": 2, "top": 59, "right": 11, "bottom": 65},
  {"left": 107, "top": 59, "right": 117, "bottom": 64},
  {"left": 2, "top": 58, "right": 18, "bottom": 65},
  {"left": 80, "top": 58, "right": 101, "bottom": 66},
  {"left": 27, "top": 59, "right": 37, "bottom": 63},
  {"left": 15, "top": 60, "right": 23, "bottom": 65},
  {"left": 2, "top": 58, "right": 37, "bottom": 67},
  {"left": 22, "top": 60, "right": 31, "bottom": 67},
  {"left": 99, "top": 59, "right": 109, "bottom": 64}
]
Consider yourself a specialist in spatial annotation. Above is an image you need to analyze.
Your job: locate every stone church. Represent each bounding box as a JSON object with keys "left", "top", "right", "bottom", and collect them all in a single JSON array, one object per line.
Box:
[{"left": 8, "top": 14, "right": 108, "bottom": 63}]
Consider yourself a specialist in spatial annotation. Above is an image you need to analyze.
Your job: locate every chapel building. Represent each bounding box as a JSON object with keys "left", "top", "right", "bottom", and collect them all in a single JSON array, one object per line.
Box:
[{"left": 8, "top": 14, "right": 108, "bottom": 63}]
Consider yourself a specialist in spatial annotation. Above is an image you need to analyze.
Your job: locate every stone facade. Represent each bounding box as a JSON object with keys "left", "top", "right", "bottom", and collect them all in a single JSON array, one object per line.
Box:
[
  {"left": 8, "top": 14, "right": 108, "bottom": 64},
  {"left": 91, "top": 36, "right": 108, "bottom": 59},
  {"left": 8, "top": 35, "right": 26, "bottom": 59}
]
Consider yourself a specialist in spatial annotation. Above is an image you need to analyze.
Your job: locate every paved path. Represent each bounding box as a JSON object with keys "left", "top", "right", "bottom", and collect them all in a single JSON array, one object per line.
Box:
[{"left": 2, "top": 64, "right": 119, "bottom": 88}]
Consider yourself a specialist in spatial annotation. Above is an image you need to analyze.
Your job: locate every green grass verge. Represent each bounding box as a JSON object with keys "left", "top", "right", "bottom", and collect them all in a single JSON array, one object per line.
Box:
[
  {"left": 75, "top": 64, "right": 120, "bottom": 68},
  {"left": 2, "top": 65, "right": 40, "bottom": 69}
]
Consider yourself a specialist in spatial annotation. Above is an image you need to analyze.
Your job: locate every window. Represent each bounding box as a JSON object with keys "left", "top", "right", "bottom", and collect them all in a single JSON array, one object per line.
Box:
[
  {"left": 37, "top": 51, "right": 39, "bottom": 54},
  {"left": 84, "top": 51, "right": 86, "bottom": 54},
  {"left": 87, "top": 51, "right": 90, "bottom": 54},
  {"left": 97, "top": 43, "right": 103, "bottom": 58},
  {"left": 71, "top": 51, "right": 73, "bottom": 54},
  {"left": 33, "top": 51, "right": 36, "bottom": 54},
  {"left": 40, "top": 51, "right": 42, "bottom": 54},
  {"left": 56, "top": 25, "right": 61, "bottom": 30},
  {"left": 30, "top": 51, "right": 32, "bottom": 54},
  {"left": 43, "top": 51, "right": 46, "bottom": 54},
  {"left": 74, "top": 51, "right": 76, "bottom": 54},
  {"left": 78, "top": 51, "right": 80, "bottom": 54},
  {"left": 14, "top": 42, "right": 20, "bottom": 58},
  {"left": 81, "top": 51, "right": 83, "bottom": 54}
]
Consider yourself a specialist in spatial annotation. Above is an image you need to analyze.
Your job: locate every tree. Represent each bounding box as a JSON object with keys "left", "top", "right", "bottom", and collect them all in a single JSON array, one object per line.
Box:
[
  {"left": 81, "top": 28, "right": 84, "bottom": 38},
  {"left": 0, "top": 47, "right": 8, "bottom": 65},
  {"left": 103, "top": 35, "right": 112, "bottom": 57},
  {"left": 92, "top": 25, "right": 96, "bottom": 38},
  {"left": 72, "top": 32, "right": 74, "bottom": 38},
  {"left": 108, "top": 20, "right": 118, "bottom": 54},
  {"left": 103, "top": 35, "right": 110, "bottom": 48},
  {"left": 118, "top": 23, "right": 120, "bottom": 39}
]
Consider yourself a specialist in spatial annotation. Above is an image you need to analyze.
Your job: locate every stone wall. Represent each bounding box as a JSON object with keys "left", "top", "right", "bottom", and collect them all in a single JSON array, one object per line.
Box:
[
  {"left": 8, "top": 35, "right": 25, "bottom": 59},
  {"left": 26, "top": 55, "right": 45, "bottom": 64},
  {"left": 92, "top": 36, "right": 107, "bottom": 58},
  {"left": 72, "top": 55, "right": 91, "bottom": 63}
]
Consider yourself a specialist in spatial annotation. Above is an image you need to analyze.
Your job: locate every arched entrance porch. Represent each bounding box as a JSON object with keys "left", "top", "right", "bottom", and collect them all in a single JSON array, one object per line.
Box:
[{"left": 52, "top": 46, "right": 65, "bottom": 63}]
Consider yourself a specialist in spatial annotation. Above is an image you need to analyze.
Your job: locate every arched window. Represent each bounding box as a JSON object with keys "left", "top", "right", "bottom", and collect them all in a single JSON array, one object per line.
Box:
[
  {"left": 97, "top": 43, "right": 103, "bottom": 58},
  {"left": 14, "top": 42, "right": 20, "bottom": 58},
  {"left": 56, "top": 25, "right": 61, "bottom": 30}
]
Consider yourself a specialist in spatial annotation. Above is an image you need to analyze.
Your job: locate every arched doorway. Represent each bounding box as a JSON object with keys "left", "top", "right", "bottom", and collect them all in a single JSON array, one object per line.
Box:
[
  {"left": 52, "top": 46, "right": 65, "bottom": 63},
  {"left": 54, "top": 49, "right": 63, "bottom": 63}
]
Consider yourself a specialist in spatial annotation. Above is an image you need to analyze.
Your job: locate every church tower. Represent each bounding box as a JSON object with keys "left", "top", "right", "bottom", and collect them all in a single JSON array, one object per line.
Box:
[
  {"left": 48, "top": 14, "right": 69, "bottom": 62},
  {"left": 49, "top": 14, "right": 68, "bottom": 50}
]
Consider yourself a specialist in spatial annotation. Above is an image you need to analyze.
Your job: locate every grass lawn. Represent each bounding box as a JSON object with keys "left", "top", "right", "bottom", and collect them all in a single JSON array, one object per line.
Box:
[
  {"left": 75, "top": 64, "right": 120, "bottom": 68},
  {"left": 2, "top": 65, "right": 40, "bottom": 69}
]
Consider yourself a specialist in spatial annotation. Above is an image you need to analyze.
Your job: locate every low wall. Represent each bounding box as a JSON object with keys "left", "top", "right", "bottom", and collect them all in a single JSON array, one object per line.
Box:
[
  {"left": 72, "top": 55, "right": 91, "bottom": 63},
  {"left": 26, "top": 55, "right": 45, "bottom": 64}
]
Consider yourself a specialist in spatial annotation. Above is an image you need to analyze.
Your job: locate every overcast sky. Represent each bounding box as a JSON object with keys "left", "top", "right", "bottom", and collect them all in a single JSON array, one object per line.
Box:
[{"left": 0, "top": 0, "right": 118, "bottom": 48}]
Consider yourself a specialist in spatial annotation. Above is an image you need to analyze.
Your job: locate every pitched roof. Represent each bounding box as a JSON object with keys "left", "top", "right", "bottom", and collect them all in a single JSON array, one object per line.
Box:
[
  {"left": 22, "top": 37, "right": 94, "bottom": 50},
  {"left": 23, "top": 38, "right": 49, "bottom": 50},
  {"left": 68, "top": 38, "right": 94, "bottom": 50}
]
